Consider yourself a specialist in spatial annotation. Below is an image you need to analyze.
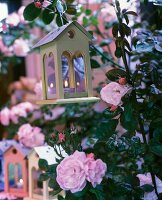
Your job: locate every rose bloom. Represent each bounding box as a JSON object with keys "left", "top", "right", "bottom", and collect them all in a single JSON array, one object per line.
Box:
[
  {"left": 17, "top": 123, "right": 45, "bottom": 148},
  {"left": 137, "top": 173, "right": 162, "bottom": 200},
  {"left": 10, "top": 102, "right": 34, "bottom": 124},
  {"left": 6, "top": 12, "right": 20, "bottom": 26},
  {"left": 34, "top": 81, "right": 43, "bottom": 99},
  {"left": 0, "top": 107, "right": 10, "bottom": 126},
  {"left": 85, "top": 156, "right": 107, "bottom": 187},
  {"left": 100, "top": 82, "right": 131, "bottom": 106},
  {"left": 13, "top": 38, "right": 29, "bottom": 57},
  {"left": 44, "top": 107, "right": 65, "bottom": 121},
  {"left": 18, "top": 6, "right": 26, "bottom": 23},
  {"left": 56, "top": 151, "right": 87, "bottom": 193}
]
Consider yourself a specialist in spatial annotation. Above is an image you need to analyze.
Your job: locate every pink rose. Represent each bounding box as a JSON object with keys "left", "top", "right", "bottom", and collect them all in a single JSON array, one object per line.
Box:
[
  {"left": 85, "top": 158, "right": 107, "bottom": 187},
  {"left": 136, "top": 174, "right": 152, "bottom": 186},
  {"left": 10, "top": 102, "right": 35, "bottom": 124},
  {"left": 34, "top": 81, "right": 43, "bottom": 99},
  {"left": 17, "top": 124, "right": 45, "bottom": 148},
  {"left": 58, "top": 133, "right": 65, "bottom": 143},
  {"left": 0, "top": 107, "right": 10, "bottom": 126},
  {"left": 18, "top": 6, "right": 26, "bottom": 23},
  {"left": 6, "top": 13, "right": 20, "bottom": 26},
  {"left": 44, "top": 107, "right": 65, "bottom": 121},
  {"left": 56, "top": 151, "right": 87, "bottom": 193},
  {"left": 137, "top": 173, "right": 162, "bottom": 200},
  {"left": 100, "top": 82, "right": 131, "bottom": 106},
  {"left": 13, "top": 38, "right": 29, "bottom": 57}
]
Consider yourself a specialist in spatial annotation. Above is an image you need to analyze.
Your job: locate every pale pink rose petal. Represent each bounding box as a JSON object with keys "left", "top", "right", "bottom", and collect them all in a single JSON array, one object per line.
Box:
[
  {"left": 56, "top": 151, "right": 87, "bottom": 193},
  {"left": 17, "top": 123, "right": 45, "bottom": 148},
  {"left": 100, "top": 82, "right": 131, "bottom": 106},
  {"left": 44, "top": 107, "right": 65, "bottom": 121},
  {"left": 6, "top": 13, "right": 20, "bottom": 26},
  {"left": 13, "top": 38, "right": 29, "bottom": 57},
  {"left": 0, "top": 107, "right": 10, "bottom": 126}
]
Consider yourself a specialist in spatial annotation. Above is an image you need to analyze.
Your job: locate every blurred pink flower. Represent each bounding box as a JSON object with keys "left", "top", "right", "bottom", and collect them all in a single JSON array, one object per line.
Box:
[
  {"left": 17, "top": 123, "right": 45, "bottom": 148},
  {"left": 0, "top": 107, "right": 10, "bottom": 126},
  {"left": 100, "top": 82, "right": 131, "bottom": 106},
  {"left": 13, "top": 38, "right": 29, "bottom": 57},
  {"left": 34, "top": 81, "right": 43, "bottom": 99},
  {"left": 6, "top": 13, "right": 20, "bottom": 26},
  {"left": 0, "top": 37, "right": 13, "bottom": 56},
  {"left": 58, "top": 133, "right": 65, "bottom": 143},
  {"left": 56, "top": 151, "right": 87, "bottom": 193},
  {"left": 43, "top": 0, "right": 52, "bottom": 7},
  {"left": 137, "top": 173, "right": 162, "bottom": 200},
  {"left": 18, "top": 6, "right": 26, "bottom": 23},
  {"left": 10, "top": 102, "right": 35, "bottom": 124},
  {"left": 93, "top": 101, "right": 108, "bottom": 113},
  {"left": 137, "top": 174, "right": 152, "bottom": 186},
  {"left": 85, "top": 157, "right": 107, "bottom": 187},
  {"left": 44, "top": 107, "right": 65, "bottom": 121},
  {"left": 0, "top": 192, "right": 17, "bottom": 199}
]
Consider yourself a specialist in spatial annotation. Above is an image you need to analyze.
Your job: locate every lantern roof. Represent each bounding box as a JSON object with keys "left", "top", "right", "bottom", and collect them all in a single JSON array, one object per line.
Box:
[
  {"left": 4, "top": 142, "right": 31, "bottom": 158},
  {"left": 28, "top": 145, "right": 68, "bottom": 165},
  {"left": 0, "top": 140, "right": 17, "bottom": 153},
  {"left": 33, "top": 21, "right": 93, "bottom": 49}
]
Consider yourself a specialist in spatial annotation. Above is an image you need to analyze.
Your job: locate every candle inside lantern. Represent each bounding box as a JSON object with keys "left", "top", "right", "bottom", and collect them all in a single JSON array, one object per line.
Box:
[
  {"left": 50, "top": 82, "right": 54, "bottom": 88},
  {"left": 64, "top": 80, "right": 69, "bottom": 88},
  {"left": 17, "top": 178, "right": 23, "bottom": 188}
]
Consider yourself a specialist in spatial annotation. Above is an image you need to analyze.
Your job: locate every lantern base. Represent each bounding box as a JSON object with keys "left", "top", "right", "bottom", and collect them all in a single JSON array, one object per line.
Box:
[{"left": 37, "top": 97, "right": 100, "bottom": 105}]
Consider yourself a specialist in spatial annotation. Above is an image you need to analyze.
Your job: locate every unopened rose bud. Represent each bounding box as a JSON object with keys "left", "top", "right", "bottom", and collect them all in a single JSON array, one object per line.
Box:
[
  {"left": 34, "top": 1, "right": 42, "bottom": 8},
  {"left": 110, "top": 105, "right": 118, "bottom": 112},
  {"left": 119, "top": 77, "right": 126, "bottom": 85}
]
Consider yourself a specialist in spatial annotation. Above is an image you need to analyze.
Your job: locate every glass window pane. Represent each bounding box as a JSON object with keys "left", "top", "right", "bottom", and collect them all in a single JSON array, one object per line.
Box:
[
  {"left": 32, "top": 168, "right": 43, "bottom": 195},
  {"left": 8, "top": 163, "right": 16, "bottom": 188},
  {"left": 62, "top": 53, "right": 75, "bottom": 93},
  {"left": 73, "top": 55, "right": 86, "bottom": 93},
  {"left": 44, "top": 54, "right": 56, "bottom": 99}
]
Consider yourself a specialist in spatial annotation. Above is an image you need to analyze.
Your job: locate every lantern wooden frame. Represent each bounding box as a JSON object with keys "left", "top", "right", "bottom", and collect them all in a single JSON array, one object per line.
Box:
[
  {"left": 33, "top": 21, "right": 100, "bottom": 104},
  {"left": 4, "top": 144, "right": 29, "bottom": 198},
  {"left": 24, "top": 147, "right": 64, "bottom": 200}
]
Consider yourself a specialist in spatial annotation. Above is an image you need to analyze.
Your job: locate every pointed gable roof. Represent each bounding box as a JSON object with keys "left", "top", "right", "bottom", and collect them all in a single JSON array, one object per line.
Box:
[
  {"left": 4, "top": 143, "right": 31, "bottom": 158},
  {"left": 33, "top": 21, "right": 92, "bottom": 49}
]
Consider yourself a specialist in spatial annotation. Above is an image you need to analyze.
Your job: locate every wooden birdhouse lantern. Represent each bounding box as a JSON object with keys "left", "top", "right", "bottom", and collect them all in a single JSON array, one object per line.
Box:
[
  {"left": 0, "top": 140, "right": 17, "bottom": 191},
  {"left": 4, "top": 143, "right": 30, "bottom": 198},
  {"left": 24, "top": 146, "right": 66, "bottom": 200},
  {"left": 33, "top": 21, "right": 99, "bottom": 104}
]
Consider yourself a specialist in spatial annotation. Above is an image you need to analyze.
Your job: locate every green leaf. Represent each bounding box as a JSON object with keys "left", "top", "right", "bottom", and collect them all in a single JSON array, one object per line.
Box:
[
  {"left": 42, "top": 7, "right": 55, "bottom": 24},
  {"left": 141, "top": 184, "right": 154, "bottom": 192},
  {"left": 90, "top": 59, "right": 101, "bottom": 68},
  {"left": 115, "top": 47, "right": 122, "bottom": 58},
  {"left": 66, "top": 7, "right": 77, "bottom": 15},
  {"left": 83, "top": 16, "right": 89, "bottom": 26},
  {"left": 106, "top": 68, "right": 127, "bottom": 81},
  {"left": 48, "top": 178, "right": 60, "bottom": 190},
  {"left": 85, "top": 9, "right": 92, "bottom": 15},
  {"left": 112, "top": 23, "right": 118, "bottom": 37},
  {"left": 38, "top": 159, "right": 48, "bottom": 171},
  {"left": 90, "top": 188, "right": 105, "bottom": 200},
  {"left": 23, "top": 3, "right": 41, "bottom": 21},
  {"left": 56, "top": 14, "right": 67, "bottom": 27},
  {"left": 150, "top": 144, "right": 162, "bottom": 157},
  {"left": 39, "top": 173, "right": 49, "bottom": 181},
  {"left": 125, "top": 11, "right": 138, "bottom": 16}
]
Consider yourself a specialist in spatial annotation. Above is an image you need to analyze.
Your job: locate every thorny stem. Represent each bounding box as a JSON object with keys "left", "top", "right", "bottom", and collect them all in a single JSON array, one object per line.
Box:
[{"left": 114, "top": 0, "right": 159, "bottom": 198}]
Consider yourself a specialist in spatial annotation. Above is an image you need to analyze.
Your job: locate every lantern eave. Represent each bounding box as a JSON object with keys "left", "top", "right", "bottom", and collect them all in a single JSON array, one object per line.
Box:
[{"left": 36, "top": 97, "right": 100, "bottom": 105}]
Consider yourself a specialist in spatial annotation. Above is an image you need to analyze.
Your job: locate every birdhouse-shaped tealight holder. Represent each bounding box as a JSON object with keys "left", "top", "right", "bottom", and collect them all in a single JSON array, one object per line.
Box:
[
  {"left": 24, "top": 146, "right": 66, "bottom": 200},
  {"left": 33, "top": 21, "right": 100, "bottom": 104},
  {"left": 4, "top": 143, "right": 30, "bottom": 198}
]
